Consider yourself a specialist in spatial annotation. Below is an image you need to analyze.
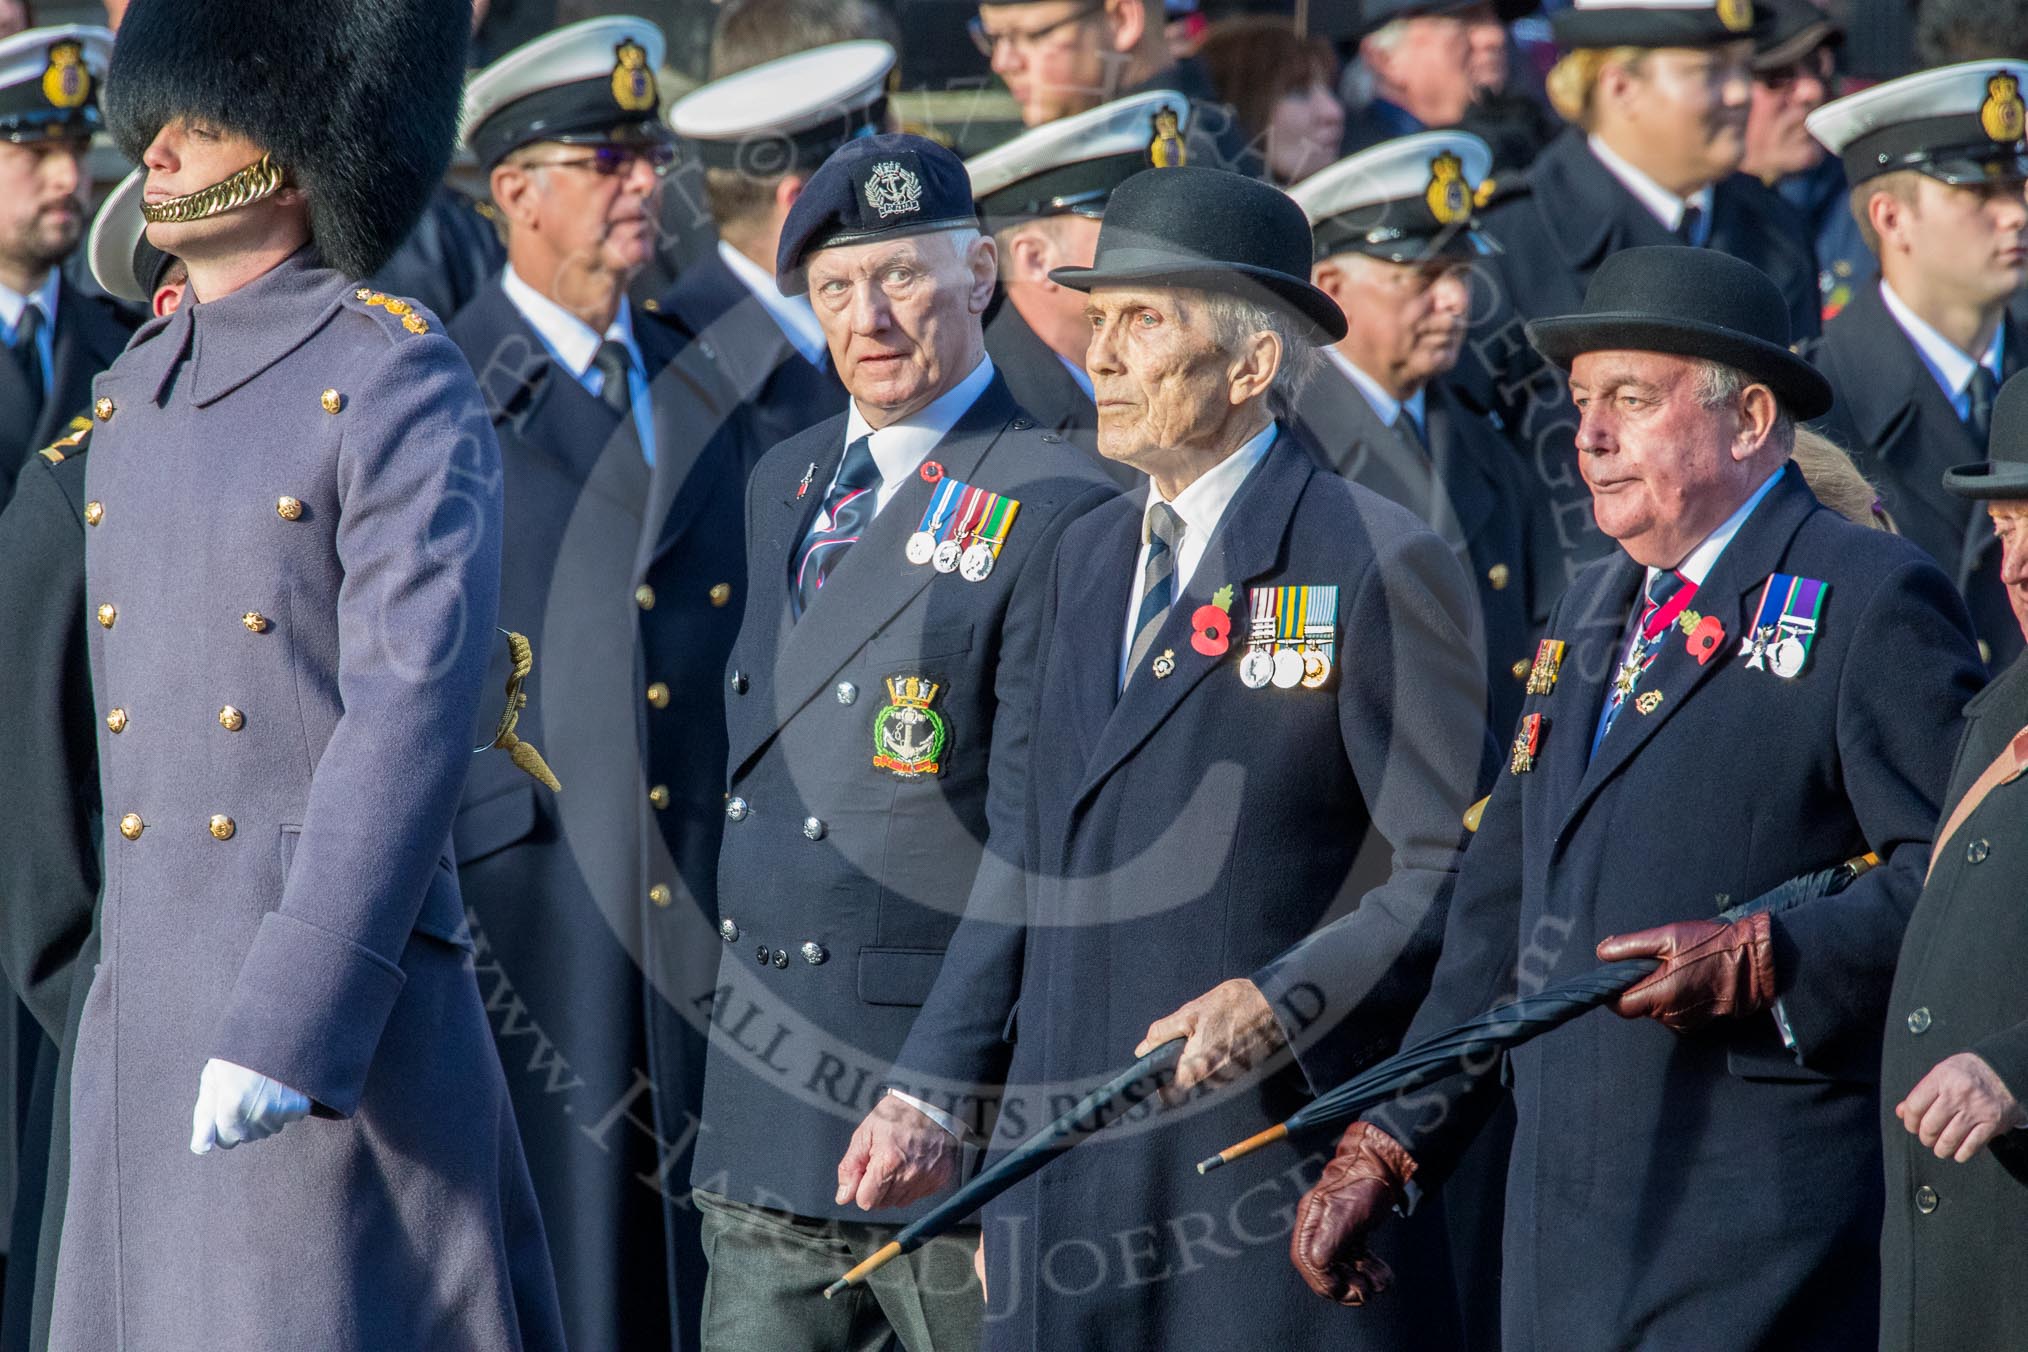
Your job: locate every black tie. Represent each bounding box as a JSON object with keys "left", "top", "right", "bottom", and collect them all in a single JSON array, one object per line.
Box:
[
  {"left": 791, "top": 435, "right": 881, "bottom": 620},
  {"left": 1677, "top": 205, "right": 1704, "bottom": 246},
  {"left": 592, "top": 339, "right": 634, "bottom": 418},
  {"left": 1968, "top": 364, "right": 1999, "bottom": 449},
  {"left": 12, "top": 303, "right": 45, "bottom": 430}
]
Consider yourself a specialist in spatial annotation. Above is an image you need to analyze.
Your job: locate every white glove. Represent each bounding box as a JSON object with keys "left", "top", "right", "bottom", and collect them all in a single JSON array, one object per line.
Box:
[{"left": 190, "top": 1057, "right": 311, "bottom": 1154}]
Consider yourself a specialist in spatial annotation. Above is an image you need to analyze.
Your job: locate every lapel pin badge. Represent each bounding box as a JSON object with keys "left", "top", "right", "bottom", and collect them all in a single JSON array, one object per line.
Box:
[{"left": 1153, "top": 649, "right": 1176, "bottom": 679}]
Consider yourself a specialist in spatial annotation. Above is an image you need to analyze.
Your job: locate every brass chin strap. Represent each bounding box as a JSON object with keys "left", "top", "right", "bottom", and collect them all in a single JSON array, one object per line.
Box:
[{"left": 139, "top": 154, "right": 285, "bottom": 224}]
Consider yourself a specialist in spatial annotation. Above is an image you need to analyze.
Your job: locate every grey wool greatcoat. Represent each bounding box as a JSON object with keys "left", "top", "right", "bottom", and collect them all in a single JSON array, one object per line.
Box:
[
  {"left": 52, "top": 248, "right": 565, "bottom": 1351},
  {"left": 1879, "top": 652, "right": 2028, "bottom": 1352}
]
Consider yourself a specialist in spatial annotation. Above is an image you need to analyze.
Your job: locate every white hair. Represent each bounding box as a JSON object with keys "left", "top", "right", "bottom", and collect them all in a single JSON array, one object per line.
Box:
[
  {"left": 1198, "top": 289, "right": 1324, "bottom": 423},
  {"left": 1691, "top": 359, "right": 1795, "bottom": 452}
]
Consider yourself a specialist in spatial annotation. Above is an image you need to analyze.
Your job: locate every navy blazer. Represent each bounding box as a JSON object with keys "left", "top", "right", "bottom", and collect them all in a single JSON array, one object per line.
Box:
[
  {"left": 1805, "top": 280, "right": 2023, "bottom": 666},
  {"left": 896, "top": 439, "right": 1497, "bottom": 1351},
  {"left": 691, "top": 373, "right": 1115, "bottom": 1224},
  {"left": 0, "top": 290, "right": 131, "bottom": 508},
  {"left": 1293, "top": 364, "right": 1542, "bottom": 734},
  {"left": 1374, "top": 469, "right": 1983, "bottom": 1351}
]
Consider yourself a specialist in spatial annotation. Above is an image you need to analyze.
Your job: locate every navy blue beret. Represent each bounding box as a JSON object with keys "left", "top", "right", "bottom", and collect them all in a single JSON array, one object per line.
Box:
[{"left": 774, "top": 131, "right": 979, "bottom": 293}]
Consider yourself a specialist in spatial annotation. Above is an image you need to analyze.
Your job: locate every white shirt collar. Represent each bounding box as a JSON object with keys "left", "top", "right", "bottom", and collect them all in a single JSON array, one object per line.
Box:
[
  {"left": 841, "top": 354, "right": 998, "bottom": 516},
  {"left": 1588, "top": 134, "right": 1715, "bottom": 236},
  {"left": 501, "top": 262, "right": 643, "bottom": 379},
  {"left": 1878, "top": 278, "right": 2005, "bottom": 404},
  {"left": 1646, "top": 462, "right": 1787, "bottom": 594},
  {"left": 1325, "top": 346, "right": 1426, "bottom": 434},
  {"left": 0, "top": 268, "right": 59, "bottom": 339},
  {"left": 1139, "top": 421, "right": 1278, "bottom": 571},
  {"left": 717, "top": 239, "right": 829, "bottom": 369}
]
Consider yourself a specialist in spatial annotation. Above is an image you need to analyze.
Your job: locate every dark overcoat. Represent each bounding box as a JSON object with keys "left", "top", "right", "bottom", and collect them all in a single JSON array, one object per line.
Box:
[
  {"left": 691, "top": 374, "right": 1115, "bottom": 1224},
  {"left": 54, "top": 250, "right": 563, "bottom": 1351},
  {"left": 1378, "top": 470, "right": 1983, "bottom": 1351},
  {"left": 0, "top": 287, "right": 131, "bottom": 507},
  {"left": 366, "top": 185, "right": 506, "bottom": 328},
  {"left": 1292, "top": 365, "right": 1540, "bottom": 733},
  {"left": 1879, "top": 652, "right": 2028, "bottom": 1352},
  {"left": 1461, "top": 129, "right": 1821, "bottom": 591},
  {"left": 982, "top": 297, "right": 1138, "bottom": 492},
  {"left": 898, "top": 438, "right": 1499, "bottom": 1351},
  {"left": 447, "top": 279, "right": 764, "bottom": 1351},
  {"left": 1804, "top": 281, "right": 2023, "bottom": 665}
]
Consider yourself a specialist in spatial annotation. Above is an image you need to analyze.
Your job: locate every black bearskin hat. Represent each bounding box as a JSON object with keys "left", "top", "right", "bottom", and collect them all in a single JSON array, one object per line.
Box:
[{"left": 103, "top": 0, "right": 470, "bottom": 278}]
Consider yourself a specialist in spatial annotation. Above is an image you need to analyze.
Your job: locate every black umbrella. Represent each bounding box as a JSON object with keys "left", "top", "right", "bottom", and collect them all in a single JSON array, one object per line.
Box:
[
  {"left": 1197, "top": 854, "right": 1879, "bottom": 1175},
  {"left": 824, "top": 1037, "right": 1187, "bottom": 1299}
]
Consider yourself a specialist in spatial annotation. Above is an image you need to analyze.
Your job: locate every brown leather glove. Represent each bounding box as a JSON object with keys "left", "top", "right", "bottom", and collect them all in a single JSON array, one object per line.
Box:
[
  {"left": 1291, "top": 1120, "right": 1417, "bottom": 1306},
  {"left": 1595, "top": 911, "right": 1776, "bottom": 1031}
]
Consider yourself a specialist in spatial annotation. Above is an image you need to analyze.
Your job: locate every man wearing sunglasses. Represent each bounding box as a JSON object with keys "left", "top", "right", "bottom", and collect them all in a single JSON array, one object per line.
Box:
[
  {"left": 1740, "top": 0, "right": 1863, "bottom": 324},
  {"left": 1805, "top": 61, "right": 2028, "bottom": 668},
  {"left": 972, "top": 0, "right": 1255, "bottom": 171},
  {"left": 452, "top": 17, "right": 769, "bottom": 1351}
]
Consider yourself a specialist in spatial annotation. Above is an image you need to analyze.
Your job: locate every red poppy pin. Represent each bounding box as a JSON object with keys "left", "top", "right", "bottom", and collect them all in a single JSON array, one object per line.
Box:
[
  {"left": 1686, "top": 613, "right": 1726, "bottom": 665},
  {"left": 1191, "top": 583, "right": 1237, "bottom": 657},
  {"left": 920, "top": 461, "right": 944, "bottom": 483}
]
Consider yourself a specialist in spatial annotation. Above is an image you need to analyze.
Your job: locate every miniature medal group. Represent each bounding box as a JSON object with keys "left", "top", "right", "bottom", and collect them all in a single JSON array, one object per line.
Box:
[{"left": 905, "top": 462, "right": 1021, "bottom": 583}]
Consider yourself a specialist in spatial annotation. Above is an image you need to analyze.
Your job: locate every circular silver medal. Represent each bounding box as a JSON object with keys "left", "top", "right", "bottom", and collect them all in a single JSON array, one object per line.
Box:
[
  {"left": 958, "top": 541, "right": 995, "bottom": 582},
  {"left": 932, "top": 539, "right": 962, "bottom": 573},
  {"left": 1240, "top": 648, "right": 1275, "bottom": 689},
  {"left": 905, "top": 531, "right": 937, "bottom": 566},
  {"left": 1271, "top": 646, "right": 1305, "bottom": 689},
  {"left": 1770, "top": 635, "right": 1805, "bottom": 679}
]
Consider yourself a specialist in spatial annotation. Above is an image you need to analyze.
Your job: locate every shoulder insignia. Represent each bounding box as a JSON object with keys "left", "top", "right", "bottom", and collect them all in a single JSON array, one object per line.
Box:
[
  {"left": 36, "top": 419, "right": 92, "bottom": 463},
  {"left": 38, "top": 447, "right": 63, "bottom": 463},
  {"left": 351, "top": 288, "right": 430, "bottom": 335}
]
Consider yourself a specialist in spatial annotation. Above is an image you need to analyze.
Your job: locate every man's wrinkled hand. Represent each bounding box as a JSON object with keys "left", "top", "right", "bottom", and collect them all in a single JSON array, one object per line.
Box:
[
  {"left": 1291, "top": 1120, "right": 1416, "bottom": 1306},
  {"left": 834, "top": 1092, "right": 962, "bottom": 1211},
  {"left": 190, "top": 1057, "right": 311, "bottom": 1155},
  {"left": 1898, "top": 1052, "right": 2028, "bottom": 1163},
  {"left": 1136, "top": 978, "right": 1285, "bottom": 1106},
  {"left": 1596, "top": 911, "right": 1775, "bottom": 1031}
]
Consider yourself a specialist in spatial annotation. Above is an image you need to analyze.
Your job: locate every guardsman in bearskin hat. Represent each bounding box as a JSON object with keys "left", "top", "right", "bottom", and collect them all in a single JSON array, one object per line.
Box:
[{"left": 47, "top": 1, "right": 565, "bottom": 1347}]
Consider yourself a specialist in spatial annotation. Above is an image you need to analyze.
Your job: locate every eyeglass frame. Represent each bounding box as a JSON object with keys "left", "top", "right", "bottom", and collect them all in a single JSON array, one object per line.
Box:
[
  {"left": 514, "top": 142, "right": 679, "bottom": 178},
  {"left": 967, "top": 2, "right": 1106, "bottom": 59},
  {"left": 1754, "top": 44, "right": 1837, "bottom": 93}
]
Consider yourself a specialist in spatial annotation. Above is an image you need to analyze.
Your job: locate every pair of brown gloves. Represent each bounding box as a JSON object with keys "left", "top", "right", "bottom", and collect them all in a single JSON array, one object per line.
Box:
[{"left": 1291, "top": 913, "right": 1776, "bottom": 1303}]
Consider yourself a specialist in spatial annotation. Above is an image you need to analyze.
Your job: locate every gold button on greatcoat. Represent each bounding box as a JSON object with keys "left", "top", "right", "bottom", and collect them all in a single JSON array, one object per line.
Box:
[
  {"left": 648, "top": 884, "right": 672, "bottom": 908},
  {"left": 1488, "top": 563, "right": 1511, "bottom": 590},
  {"left": 320, "top": 388, "right": 343, "bottom": 414},
  {"left": 209, "top": 814, "right": 236, "bottom": 841},
  {"left": 106, "top": 707, "right": 127, "bottom": 733},
  {"left": 635, "top": 584, "right": 656, "bottom": 610},
  {"left": 97, "top": 603, "right": 116, "bottom": 628},
  {"left": 218, "top": 706, "right": 245, "bottom": 732},
  {"left": 709, "top": 582, "right": 732, "bottom": 607},
  {"left": 648, "top": 784, "right": 670, "bottom": 809},
  {"left": 242, "top": 611, "right": 269, "bottom": 633},
  {"left": 118, "top": 813, "right": 143, "bottom": 840},
  {"left": 94, "top": 396, "right": 113, "bottom": 421},
  {"left": 85, "top": 501, "right": 103, "bottom": 526},
  {"left": 277, "top": 496, "right": 303, "bottom": 521},
  {"left": 646, "top": 681, "right": 671, "bottom": 708}
]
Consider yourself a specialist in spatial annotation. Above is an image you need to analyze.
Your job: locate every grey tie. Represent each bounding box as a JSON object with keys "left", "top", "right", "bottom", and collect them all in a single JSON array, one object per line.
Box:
[
  {"left": 1124, "top": 503, "right": 1183, "bottom": 689},
  {"left": 592, "top": 339, "right": 634, "bottom": 418}
]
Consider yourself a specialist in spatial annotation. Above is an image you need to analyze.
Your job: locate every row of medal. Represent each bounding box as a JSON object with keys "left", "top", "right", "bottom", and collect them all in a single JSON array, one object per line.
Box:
[
  {"left": 904, "top": 477, "right": 1021, "bottom": 582},
  {"left": 1237, "top": 584, "right": 1339, "bottom": 689}
]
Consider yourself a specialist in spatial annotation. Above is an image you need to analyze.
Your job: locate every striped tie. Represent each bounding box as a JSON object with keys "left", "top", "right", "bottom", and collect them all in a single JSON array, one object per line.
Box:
[
  {"left": 791, "top": 434, "right": 880, "bottom": 620},
  {"left": 1124, "top": 503, "right": 1183, "bottom": 689},
  {"left": 1592, "top": 568, "right": 1690, "bottom": 755}
]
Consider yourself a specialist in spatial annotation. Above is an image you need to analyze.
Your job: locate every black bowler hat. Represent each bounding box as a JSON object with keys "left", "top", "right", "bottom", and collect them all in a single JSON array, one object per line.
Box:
[
  {"left": 1945, "top": 372, "right": 2028, "bottom": 499},
  {"left": 775, "top": 132, "right": 979, "bottom": 294},
  {"left": 1526, "top": 246, "right": 1833, "bottom": 418},
  {"left": 1049, "top": 165, "right": 1348, "bottom": 343}
]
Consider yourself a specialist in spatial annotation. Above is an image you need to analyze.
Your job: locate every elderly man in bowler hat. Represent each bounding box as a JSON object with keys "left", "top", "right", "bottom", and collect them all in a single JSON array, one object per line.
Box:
[
  {"left": 1292, "top": 245, "right": 1985, "bottom": 1350},
  {"left": 855, "top": 162, "right": 1497, "bottom": 1350},
  {"left": 1878, "top": 371, "right": 2028, "bottom": 1351}
]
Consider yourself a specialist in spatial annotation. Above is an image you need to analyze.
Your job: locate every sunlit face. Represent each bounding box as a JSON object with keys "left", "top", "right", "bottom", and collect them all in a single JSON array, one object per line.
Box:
[
  {"left": 501, "top": 140, "right": 665, "bottom": 296},
  {"left": 1372, "top": 15, "right": 1475, "bottom": 126},
  {"left": 0, "top": 136, "right": 89, "bottom": 275},
  {"left": 1742, "top": 44, "right": 1832, "bottom": 179},
  {"left": 1266, "top": 81, "right": 1345, "bottom": 186},
  {"left": 1569, "top": 349, "right": 1766, "bottom": 567},
  {"left": 1084, "top": 284, "right": 1248, "bottom": 469},
  {"left": 1610, "top": 44, "right": 1754, "bottom": 188},
  {"left": 139, "top": 118, "right": 304, "bottom": 268},
  {"left": 1989, "top": 500, "right": 2028, "bottom": 640},
  {"left": 1885, "top": 175, "right": 2028, "bottom": 311},
  {"left": 979, "top": 0, "right": 1113, "bottom": 126},
  {"left": 1322, "top": 253, "right": 1471, "bottom": 392},
  {"left": 808, "top": 230, "right": 996, "bottom": 425}
]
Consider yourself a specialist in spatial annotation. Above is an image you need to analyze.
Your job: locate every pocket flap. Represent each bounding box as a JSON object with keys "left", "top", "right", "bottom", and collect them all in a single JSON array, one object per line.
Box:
[
  {"left": 856, "top": 947, "right": 946, "bottom": 1007},
  {"left": 453, "top": 782, "right": 538, "bottom": 864}
]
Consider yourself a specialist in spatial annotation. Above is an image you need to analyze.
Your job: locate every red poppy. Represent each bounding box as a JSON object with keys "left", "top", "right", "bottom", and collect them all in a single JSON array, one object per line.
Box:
[
  {"left": 1191, "top": 604, "right": 1232, "bottom": 656},
  {"left": 920, "top": 461, "right": 944, "bottom": 483},
  {"left": 1686, "top": 614, "right": 1726, "bottom": 665}
]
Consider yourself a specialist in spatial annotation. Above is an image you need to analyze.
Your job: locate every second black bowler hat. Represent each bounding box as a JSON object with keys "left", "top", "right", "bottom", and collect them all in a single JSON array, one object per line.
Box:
[
  {"left": 1944, "top": 371, "right": 2028, "bottom": 499},
  {"left": 1526, "top": 246, "right": 1833, "bottom": 419},
  {"left": 1049, "top": 165, "right": 1349, "bottom": 343}
]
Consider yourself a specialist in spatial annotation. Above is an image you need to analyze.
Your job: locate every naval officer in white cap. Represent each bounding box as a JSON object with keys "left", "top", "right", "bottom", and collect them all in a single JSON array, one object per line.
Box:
[{"left": 964, "top": 87, "right": 1189, "bottom": 485}]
